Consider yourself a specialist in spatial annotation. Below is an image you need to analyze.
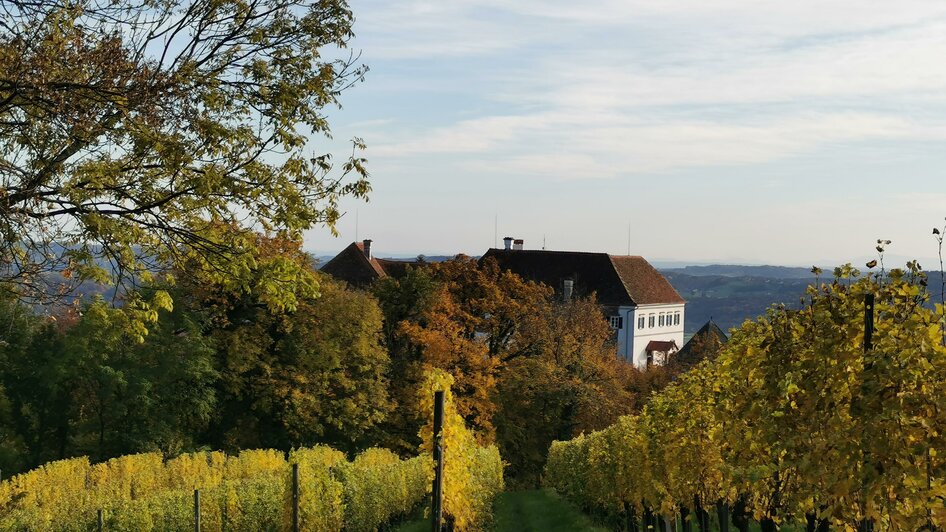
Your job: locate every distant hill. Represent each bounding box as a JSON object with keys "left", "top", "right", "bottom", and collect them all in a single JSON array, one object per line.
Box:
[
  {"left": 662, "top": 272, "right": 813, "bottom": 335},
  {"left": 664, "top": 269, "right": 946, "bottom": 335},
  {"left": 661, "top": 264, "right": 814, "bottom": 279}
]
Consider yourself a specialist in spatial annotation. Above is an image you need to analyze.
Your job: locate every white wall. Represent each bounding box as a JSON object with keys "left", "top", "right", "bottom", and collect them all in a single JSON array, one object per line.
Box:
[
  {"left": 615, "top": 305, "right": 634, "bottom": 362},
  {"left": 628, "top": 303, "right": 685, "bottom": 368}
]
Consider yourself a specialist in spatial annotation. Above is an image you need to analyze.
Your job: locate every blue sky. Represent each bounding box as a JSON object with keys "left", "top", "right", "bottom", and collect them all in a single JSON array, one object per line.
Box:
[{"left": 303, "top": 0, "right": 946, "bottom": 267}]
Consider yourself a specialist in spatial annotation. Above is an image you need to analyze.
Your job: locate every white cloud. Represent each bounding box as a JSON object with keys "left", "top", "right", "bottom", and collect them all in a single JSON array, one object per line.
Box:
[
  {"left": 372, "top": 111, "right": 930, "bottom": 177},
  {"left": 351, "top": 0, "right": 946, "bottom": 176},
  {"left": 316, "top": 0, "right": 946, "bottom": 262}
]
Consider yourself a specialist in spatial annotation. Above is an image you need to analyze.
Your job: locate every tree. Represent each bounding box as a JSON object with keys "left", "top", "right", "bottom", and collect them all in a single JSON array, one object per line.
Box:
[
  {"left": 0, "top": 293, "right": 217, "bottom": 469},
  {"left": 381, "top": 256, "right": 637, "bottom": 481},
  {"left": 394, "top": 256, "right": 554, "bottom": 443},
  {"left": 180, "top": 254, "right": 391, "bottom": 454},
  {"left": 496, "top": 297, "right": 637, "bottom": 487},
  {"left": 0, "top": 0, "right": 369, "bottom": 302},
  {"left": 371, "top": 265, "right": 438, "bottom": 453}
]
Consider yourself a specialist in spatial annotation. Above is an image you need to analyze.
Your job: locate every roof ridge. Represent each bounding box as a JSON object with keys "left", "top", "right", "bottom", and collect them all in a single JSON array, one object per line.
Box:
[{"left": 487, "top": 248, "right": 610, "bottom": 257}]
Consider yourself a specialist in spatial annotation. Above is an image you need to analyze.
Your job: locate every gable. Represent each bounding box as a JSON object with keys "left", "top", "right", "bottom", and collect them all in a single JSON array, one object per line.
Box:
[{"left": 320, "top": 242, "right": 383, "bottom": 287}]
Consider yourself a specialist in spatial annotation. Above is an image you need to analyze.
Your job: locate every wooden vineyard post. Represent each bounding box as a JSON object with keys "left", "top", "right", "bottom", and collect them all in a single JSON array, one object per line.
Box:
[
  {"left": 857, "top": 293, "right": 875, "bottom": 532},
  {"left": 194, "top": 489, "right": 201, "bottom": 532},
  {"left": 431, "top": 390, "right": 445, "bottom": 532},
  {"left": 97, "top": 509, "right": 104, "bottom": 532},
  {"left": 291, "top": 463, "right": 300, "bottom": 532}
]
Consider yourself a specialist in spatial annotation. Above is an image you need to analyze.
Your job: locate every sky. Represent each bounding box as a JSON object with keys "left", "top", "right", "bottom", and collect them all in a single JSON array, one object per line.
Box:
[{"left": 303, "top": 0, "right": 946, "bottom": 267}]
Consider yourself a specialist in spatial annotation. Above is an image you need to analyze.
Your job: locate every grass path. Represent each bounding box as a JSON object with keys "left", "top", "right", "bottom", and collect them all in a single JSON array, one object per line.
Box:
[{"left": 395, "top": 489, "right": 605, "bottom": 532}]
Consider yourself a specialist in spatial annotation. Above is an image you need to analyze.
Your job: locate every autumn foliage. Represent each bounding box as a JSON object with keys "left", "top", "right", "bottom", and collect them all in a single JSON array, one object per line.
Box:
[
  {"left": 546, "top": 262, "right": 946, "bottom": 530},
  {"left": 0, "top": 446, "right": 429, "bottom": 531}
]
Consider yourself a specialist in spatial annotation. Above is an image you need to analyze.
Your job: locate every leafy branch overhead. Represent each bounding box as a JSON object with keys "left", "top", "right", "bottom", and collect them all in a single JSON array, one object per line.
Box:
[{"left": 0, "top": 0, "right": 370, "bottom": 301}]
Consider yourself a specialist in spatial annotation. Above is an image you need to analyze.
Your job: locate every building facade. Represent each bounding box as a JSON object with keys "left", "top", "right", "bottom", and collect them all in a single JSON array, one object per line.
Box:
[{"left": 482, "top": 240, "right": 685, "bottom": 368}]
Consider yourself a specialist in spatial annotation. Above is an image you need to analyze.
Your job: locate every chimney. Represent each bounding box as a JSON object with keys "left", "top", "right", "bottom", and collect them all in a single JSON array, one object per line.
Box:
[
  {"left": 513, "top": 239, "right": 524, "bottom": 251},
  {"left": 362, "top": 239, "right": 372, "bottom": 259},
  {"left": 503, "top": 237, "right": 513, "bottom": 251}
]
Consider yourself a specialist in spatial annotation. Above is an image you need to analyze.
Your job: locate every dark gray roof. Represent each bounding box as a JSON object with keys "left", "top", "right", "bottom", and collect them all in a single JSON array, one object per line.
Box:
[
  {"left": 676, "top": 319, "right": 728, "bottom": 364},
  {"left": 481, "top": 248, "right": 684, "bottom": 307}
]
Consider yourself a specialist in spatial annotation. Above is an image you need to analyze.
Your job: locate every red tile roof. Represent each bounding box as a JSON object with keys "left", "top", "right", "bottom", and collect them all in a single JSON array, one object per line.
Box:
[
  {"left": 646, "top": 340, "right": 678, "bottom": 352},
  {"left": 320, "top": 242, "right": 428, "bottom": 287},
  {"left": 609, "top": 256, "right": 685, "bottom": 305}
]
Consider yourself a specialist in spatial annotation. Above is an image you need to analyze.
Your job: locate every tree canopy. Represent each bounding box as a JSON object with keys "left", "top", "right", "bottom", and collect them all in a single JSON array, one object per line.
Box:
[{"left": 0, "top": 0, "right": 369, "bottom": 301}]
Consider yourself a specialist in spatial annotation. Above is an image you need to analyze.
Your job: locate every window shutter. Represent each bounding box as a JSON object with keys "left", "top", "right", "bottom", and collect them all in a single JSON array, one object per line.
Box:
[{"left": 618, "top": 317, "right": 624, "bottom": 329}]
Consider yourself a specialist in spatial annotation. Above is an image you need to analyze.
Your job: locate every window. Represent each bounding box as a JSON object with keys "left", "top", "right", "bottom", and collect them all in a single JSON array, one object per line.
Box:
[
  {"left": 674, "top": 313, "right": 680, "bottom": 326},
  {"left": 563, "top": 279, "right": 574, "bottom": 301},
  {"left": 658, "top": 314, "right": 665, "bottom": 327},
  {"left": 648, "top": 314, "right": 655, "bottom": 328},
  {"left": 638, "top": 316, "right": 645, "bottom": 329},
  {"left": 609, "top": 316, "right": 623, "bottom": 330}
]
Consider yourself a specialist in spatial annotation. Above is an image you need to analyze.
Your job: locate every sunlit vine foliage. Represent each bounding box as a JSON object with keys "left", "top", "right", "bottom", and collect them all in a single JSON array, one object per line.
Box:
[
  {"left": 0, "top": 445, "right": 428, "bottom": 531},
  {"left": 546, "top": 262, "right": 946, "bottom": 530},
  {"left": 419, "top": 368, "right": 505, "bottom": 531}
]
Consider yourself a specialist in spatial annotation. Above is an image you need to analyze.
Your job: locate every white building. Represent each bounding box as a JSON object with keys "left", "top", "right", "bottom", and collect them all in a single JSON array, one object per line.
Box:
[{"left": 482, "top": 241, "right": 685, "bottom": 368}]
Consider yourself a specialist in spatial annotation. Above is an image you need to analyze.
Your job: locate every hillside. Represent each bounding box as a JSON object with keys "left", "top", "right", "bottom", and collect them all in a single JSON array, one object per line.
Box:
[
  {"left": 664, "top": 268, "right": 946, "bottom": 335},
  {"left": 660, "top": 264, "right": 813, "bottom": 279}
]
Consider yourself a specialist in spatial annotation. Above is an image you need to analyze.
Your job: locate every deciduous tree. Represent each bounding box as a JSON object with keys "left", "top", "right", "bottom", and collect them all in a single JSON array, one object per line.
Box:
[{"left": 0, "top": 0, "right": 369, "bottom": 302}]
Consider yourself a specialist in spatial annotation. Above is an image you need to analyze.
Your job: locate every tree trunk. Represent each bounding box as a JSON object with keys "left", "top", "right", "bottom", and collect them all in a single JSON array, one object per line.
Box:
[
  {"left": 716, "top": 501, "right": 730, "bottom": 532},
  {"left": 694, "top": 497, "right": 710, "bottom": 532},
  {"left": 680, "top": 506, "right": 692, "bottom": 532},
  {"left": 626, "top": 503, "right": 639, "bottom": 532},
  {"left": 644, "top": 506, "right": 655, "bottom": 531},
  {"left": 731, "top": 497, "right": 751, "bottom": 532},
  {"left": 760, "top": 518, "right": 778, "bottom": 532}
]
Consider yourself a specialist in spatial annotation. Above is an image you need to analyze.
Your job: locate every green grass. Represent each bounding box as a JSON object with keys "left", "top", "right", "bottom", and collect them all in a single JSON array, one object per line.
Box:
[
  {"left": 493, "top": 489, "right": 608, "bottom": 532},
  {"left": 394, "top": 490, "right": 808, "bottom": 531},
  {"left": 394, "top": 489, "right": 605, "bottom": 532}
]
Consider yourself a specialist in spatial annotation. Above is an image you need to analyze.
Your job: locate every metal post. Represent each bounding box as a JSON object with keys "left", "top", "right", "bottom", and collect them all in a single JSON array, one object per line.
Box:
[
  {"left": 97, "top": 509, "right": 104, "bottom": 532},
  {"left": 194, "top": 489, "right": 201, "bottom": 532},
  {"left": 291, "top": 463, "right": 300, "bottom": 532},
  {"left": 431, "top": 390, "right": 445, "bottom": 532}
]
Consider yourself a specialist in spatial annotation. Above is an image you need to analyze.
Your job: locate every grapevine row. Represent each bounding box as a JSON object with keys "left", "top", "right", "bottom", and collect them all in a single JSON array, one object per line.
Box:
[{"left": 546, "top": 265, "right": 946, "bottom": 530}]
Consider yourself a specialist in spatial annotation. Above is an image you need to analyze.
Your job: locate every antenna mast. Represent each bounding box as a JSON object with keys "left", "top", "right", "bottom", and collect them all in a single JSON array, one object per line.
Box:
[{"left": 627, "top": 222, "right": 631, "bottom": 255}]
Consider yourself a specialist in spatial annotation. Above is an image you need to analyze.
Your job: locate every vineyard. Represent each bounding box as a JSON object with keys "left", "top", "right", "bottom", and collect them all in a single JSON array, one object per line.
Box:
[
  {"left": 546, "top": 264, "right": 946, "bottom": 531},
  {"left": 0, "top": 369, "right": 504, "bottom": 531}
]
